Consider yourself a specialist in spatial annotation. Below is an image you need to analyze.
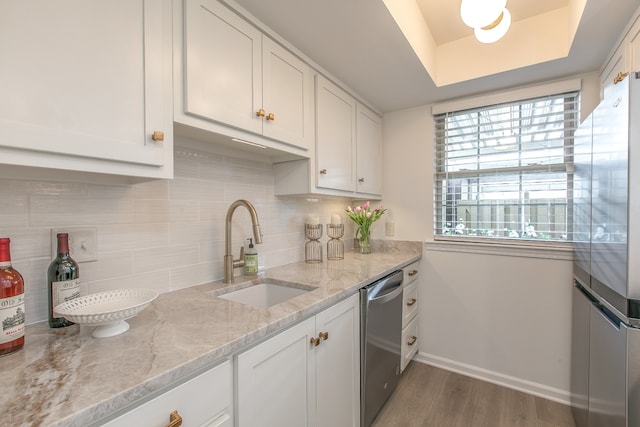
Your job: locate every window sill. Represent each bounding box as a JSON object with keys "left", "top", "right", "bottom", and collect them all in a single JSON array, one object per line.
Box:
[{"left": 425, "top": 236, "right": 574, "bottom": 261}]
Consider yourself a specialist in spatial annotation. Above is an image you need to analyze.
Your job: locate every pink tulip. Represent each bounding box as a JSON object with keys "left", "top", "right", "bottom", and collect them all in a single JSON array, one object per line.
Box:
[
  {"left": 366, "top": 212, "right": 372, "bottom": 218},
  {"left": 355, "top": 206, "right": 362, "bottom": 213},
  {"left": 363, "top": 201, "right": 370, "bottom": 210}
]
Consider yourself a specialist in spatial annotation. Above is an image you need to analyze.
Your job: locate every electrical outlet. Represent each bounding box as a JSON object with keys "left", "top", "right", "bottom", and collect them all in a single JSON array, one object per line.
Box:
[
  {"left": 385, "top": 222, "right": 395, "bottom": 237},
  {"left": 51, "top": 227, "right": 98, "bottom": 263}
]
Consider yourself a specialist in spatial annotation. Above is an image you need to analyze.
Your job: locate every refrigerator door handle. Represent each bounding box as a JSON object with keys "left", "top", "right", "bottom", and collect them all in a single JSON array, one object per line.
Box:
[{"left": 594, "top": 303, "right": 622, "bottom": 330}]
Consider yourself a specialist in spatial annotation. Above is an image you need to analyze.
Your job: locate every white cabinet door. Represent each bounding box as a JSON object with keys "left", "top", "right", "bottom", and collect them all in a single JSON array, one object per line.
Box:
[
  {"left": 628, "top": 15, "right": 640, "bottom": 73},
  {"left": 600, "top": 42, "right": 627, "bottom": 99},
  {"left": 315, "top": 294, "right": 360, "bottom": 427},
  {"left": 316, "top": 75, "right": 357, "bottom": 192},
  {"left": 356, "top": 103, "right": 383, "bottom": 196},
  {"left": 179, "top": 0, "right": 313, "bottom": 152},
  {"left": 0, "top": 0, "right": 173, "bottom": 178},
  {"left": 262, "top": 37, "right": 314, "bottom": 150},
  {"left": 101, "top": 360, "right": 232, "bottom": 427},
  {"left": 236, "top": 317, "right": 317, "bottom": 427},
  {"left": 235, "top": 295, "right": 360, "bottom": 427},
  {"left": 183, "top": 0, "right": 262, "bottom": 134}
]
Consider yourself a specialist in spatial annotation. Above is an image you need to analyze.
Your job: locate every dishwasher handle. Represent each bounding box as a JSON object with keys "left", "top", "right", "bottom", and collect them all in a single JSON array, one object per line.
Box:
[{"left": 369, "top": 282, "right": 403, "bottom": 305}]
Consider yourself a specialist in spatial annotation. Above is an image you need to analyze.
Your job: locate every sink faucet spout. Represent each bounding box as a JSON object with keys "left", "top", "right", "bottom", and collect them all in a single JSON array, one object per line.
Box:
[{"left": 224, "top": 200, "right": 263, "bottom": 284}]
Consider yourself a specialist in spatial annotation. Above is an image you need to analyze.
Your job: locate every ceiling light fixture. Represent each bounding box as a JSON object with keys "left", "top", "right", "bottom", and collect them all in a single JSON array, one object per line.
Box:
[
  {"left": 460, "top": 0, "right": 511, "bottom": 43},
  {"left": 474, "top": 8, "right": 511, "bottom": 43}
]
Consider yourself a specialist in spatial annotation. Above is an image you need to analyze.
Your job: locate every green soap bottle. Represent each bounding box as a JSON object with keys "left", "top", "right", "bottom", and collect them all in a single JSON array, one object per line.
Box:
[{"left": 244, "top": 238, "right": 258, "bottom": 276}]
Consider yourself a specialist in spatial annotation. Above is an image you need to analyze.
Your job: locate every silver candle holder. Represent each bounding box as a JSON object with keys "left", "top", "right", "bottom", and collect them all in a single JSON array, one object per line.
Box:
[
  {"left": 305, "top": 224, "right": 323, "bottom": 263},
  {"left": 326, "top": 224, "right": 344, "bottom": 260}
]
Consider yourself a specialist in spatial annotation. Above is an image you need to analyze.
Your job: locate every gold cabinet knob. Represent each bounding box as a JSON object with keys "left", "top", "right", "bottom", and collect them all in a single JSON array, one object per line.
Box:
[
  {"left": 408, "top": 270, "right": 418, "bottom": 276},
  {"left": 266, "top": 112, "right": 275, "bottom": 121},
  {"left": 151, "top": 131, "right": 164, "bottom": 142},
  {"left": 319, "top": 331, "right": 329, "bottom": 341},
  {"left": 319, "top": 169, "right": 327, "bottom": 175},
  {"left": 310, "top": 337, "right": 321, "bottom": 347},
  {"left": 614, "top": 71, "right": 629, "bottom": 84},
  {"left": 358, "top": 178, "right": 365, "bottom": 183},
  {"left": 407, "top": 336, "right": 417, "bottom": 346},
  {"left": 166, "top": 410, "right": 183, "bottom": 427},
  {"left": 406, "top": 298, "right": 417, "bottom": 307},
  {"left": 256, "top": 108, "right": 266, "bottom": 117}
]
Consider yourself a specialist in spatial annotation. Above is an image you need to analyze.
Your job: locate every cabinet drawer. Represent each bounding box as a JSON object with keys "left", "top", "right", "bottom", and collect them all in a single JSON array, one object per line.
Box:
[
  {"left": 403, "top": 262, "right": 420, "bottom": 286},
  {"left": 101, "top": 360, "right": 232, "bottom": 427},
  {"left": 402, "top": 280, "right": 418, "bottom": 328},
  {"left": 401, "top": 316, "right": 418, "bottom": 372}
]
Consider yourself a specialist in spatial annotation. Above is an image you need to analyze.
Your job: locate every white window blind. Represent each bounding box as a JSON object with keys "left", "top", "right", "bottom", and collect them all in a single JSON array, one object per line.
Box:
[{"left": 434, "top": 91, "right": 579, "bottom": 242}]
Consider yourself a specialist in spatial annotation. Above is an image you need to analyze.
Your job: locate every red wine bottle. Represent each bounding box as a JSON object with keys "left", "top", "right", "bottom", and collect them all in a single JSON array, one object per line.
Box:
[
  {"left": 48, "top": 233, "right": 80, "bottom": 328},
  {"left": 0, "top": 237, "right": 25, "bottom": 356}
]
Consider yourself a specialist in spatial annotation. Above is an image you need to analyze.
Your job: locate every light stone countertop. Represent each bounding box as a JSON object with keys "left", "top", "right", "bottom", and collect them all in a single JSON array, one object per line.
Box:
[{"left": 0, "top": 241, "right": 421, "bottom": 427}]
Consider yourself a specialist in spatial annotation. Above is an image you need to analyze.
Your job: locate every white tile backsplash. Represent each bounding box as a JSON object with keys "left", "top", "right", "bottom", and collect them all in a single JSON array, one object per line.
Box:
[{"left": 1, "top": 146, "right": 357, "bottom": 324}]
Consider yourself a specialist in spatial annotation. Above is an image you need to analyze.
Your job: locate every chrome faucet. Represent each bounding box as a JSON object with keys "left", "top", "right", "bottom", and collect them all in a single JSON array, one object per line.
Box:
[{"left": 224, "top": 199, "right": 263, "bottom": 283}]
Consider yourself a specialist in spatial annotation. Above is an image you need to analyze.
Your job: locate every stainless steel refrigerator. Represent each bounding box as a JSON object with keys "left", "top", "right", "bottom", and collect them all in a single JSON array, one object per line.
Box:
[{"left": 572, "top": 72, "right": 640, "bottom": 427}]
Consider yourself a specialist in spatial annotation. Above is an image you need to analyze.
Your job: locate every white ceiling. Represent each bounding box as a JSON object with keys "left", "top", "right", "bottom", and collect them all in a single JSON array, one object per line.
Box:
[{"left": 231, "top": 0, "right": 638, "bottom": 113}]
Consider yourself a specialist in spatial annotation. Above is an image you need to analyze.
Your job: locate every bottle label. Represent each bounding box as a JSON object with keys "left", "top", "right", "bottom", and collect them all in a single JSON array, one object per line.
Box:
[
  {"left": 51, "top": 279, "right": 81, "bottom": 310},
  {"left": 0, "top": 294, "right": 25, "bottom": 344},
  {"left": 244, "top": 255, "right": 258, "bottom": 274}
]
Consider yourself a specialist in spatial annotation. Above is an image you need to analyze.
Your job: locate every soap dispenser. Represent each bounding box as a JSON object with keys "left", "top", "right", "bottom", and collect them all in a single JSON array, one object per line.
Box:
[{"left": 244, "top": 238, "right": 258, "bottom": 276}]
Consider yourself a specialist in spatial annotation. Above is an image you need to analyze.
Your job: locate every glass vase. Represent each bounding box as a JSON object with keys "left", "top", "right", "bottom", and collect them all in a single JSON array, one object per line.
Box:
[{"left": 358, "top": 230, "right": 371, "bottom": 254}]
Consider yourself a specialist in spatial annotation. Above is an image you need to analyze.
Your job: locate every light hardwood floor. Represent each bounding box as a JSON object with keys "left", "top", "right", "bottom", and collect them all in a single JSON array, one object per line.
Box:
[{"left": 372, "top": 362, "right": 576, "bottom": 427}]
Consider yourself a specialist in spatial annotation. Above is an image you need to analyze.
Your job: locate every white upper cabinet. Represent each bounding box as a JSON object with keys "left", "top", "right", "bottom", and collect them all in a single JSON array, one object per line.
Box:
[
  {"left": 176, "top": 0, "right": 314, "bottom": 154},
  {"left": 316, "top": 75, "right": 357, "bottom": 193},
  {"left": 182, "top": 0, "right": 262, "bottom": 134},
  {"left": 262, "top": 37, "right": 314, "bottom": 150},
  {"left": 356, "top": 103, "right": 383, "bottom": 196},
  {"left": 628, "top": 15, "right": 640, "bottom": 73},
  {"left": 0, "top": 0, "right": 173, "bottom": 179},
  {"left": 274, "top": 75, "right": 383, "bottom": 199},
  {"left": 601, "top": 10, "right": 640, "bottom": 99}
]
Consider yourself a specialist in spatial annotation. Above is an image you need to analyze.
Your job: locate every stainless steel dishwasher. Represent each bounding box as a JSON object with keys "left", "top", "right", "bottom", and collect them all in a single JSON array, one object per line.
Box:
[{"left": 360, "top": 270, "right": 404, "bottom": 427}]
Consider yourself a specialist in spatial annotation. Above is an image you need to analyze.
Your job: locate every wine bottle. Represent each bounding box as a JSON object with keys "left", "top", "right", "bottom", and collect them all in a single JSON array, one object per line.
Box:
[
  {"left": 48, "top": 233, "right": 80, "bottom": 328},
  {"left": 0, "top": 237, "right": 25, "bottom": 356}
]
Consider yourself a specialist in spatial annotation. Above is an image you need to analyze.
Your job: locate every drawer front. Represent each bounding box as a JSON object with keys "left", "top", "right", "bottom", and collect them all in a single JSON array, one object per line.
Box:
[
  {"left": 403, "top": 262, "right": 420, "bottom": 286},
  {"left": 402, "top": 281, "right": 418, "bottom": 328},
  {"left": 401, "top": 316, "right": 418, "bottom": 372},
  {"left": 101, "top": 360, "right": 232, "bottom": 427}
]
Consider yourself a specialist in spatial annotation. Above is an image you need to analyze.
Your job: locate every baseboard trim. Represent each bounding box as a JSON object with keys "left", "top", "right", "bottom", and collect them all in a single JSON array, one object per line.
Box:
[{"left": 413, "top": 352, "right": 572, "bottom": 406}]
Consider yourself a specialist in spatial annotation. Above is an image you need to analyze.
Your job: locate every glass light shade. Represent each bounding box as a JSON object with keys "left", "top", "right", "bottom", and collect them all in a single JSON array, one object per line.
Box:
[
  {"left": 474, "top": 8, "right": 511, "bottom": 43},
  {"left": 460, "top": 0, "right": 506, "bottom": 29}
]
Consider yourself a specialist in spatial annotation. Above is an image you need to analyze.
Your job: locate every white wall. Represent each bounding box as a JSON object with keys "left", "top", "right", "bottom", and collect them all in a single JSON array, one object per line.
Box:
[
  {"left": 2, "top": 139, "right": 352, "bottom": 325},
  {"left": 382, "top": 95, "right": 575, "bottom": 403}
]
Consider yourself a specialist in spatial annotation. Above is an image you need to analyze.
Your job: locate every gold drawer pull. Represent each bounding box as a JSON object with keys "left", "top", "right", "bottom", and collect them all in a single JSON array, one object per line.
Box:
[
  {"left": 408, "top": 270, "right": 418, "bottom": 276},
  {"left": 319, "top": 169, "right": 327, "bottom": 175},
  {"left": 406, "top": 298, "right": 417, "bottom": 307},
  {"left": 358, "top": 177, "right": 365, "bottom": 183},
  {"left": 151, "top": 131, "right": 164, "bottom": 142},
  {"left": 256, "top": 108, "right": 266, "bottom": 117},
  {"left": 310, "top": 337, "right": 321, "bottom": 347},
  {"left": 407, "top": 336, "right": 417, "bottom": 346},
  {"left": 166, "top": 410, "right": 183, "bottom": 427},
  {"left": 319, "top": 331, "right": 329, "bottom": 341},
  {"left": 266, "top": 112, "right": 275, "bottom": 120}
]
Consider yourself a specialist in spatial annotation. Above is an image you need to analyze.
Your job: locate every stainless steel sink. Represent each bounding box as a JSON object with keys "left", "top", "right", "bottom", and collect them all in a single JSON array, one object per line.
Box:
[{"left": 214, "top": 278, "right": 316, "bottom": 308}]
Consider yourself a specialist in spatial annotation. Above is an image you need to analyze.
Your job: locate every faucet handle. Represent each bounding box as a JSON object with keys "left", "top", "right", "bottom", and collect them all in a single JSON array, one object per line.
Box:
[{"left": 232, "top": 246, "right": 246, "bottom": 269}]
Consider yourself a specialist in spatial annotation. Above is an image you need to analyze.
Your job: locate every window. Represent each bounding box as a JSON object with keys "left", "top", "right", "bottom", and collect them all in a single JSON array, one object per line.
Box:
[{"left": 434, "top": 91, "right": 579, "bottom": 243}]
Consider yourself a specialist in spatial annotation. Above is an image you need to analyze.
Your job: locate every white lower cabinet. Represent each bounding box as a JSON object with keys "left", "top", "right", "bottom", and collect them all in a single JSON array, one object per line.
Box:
[
  {"left": 100, "top": 360, "right": 232, "bottom": 427},
  {"left": 236, "top": 294, "right": 360, "bottom": 427},
  {"left": 401, "top": 261, "right": 420, "bottom": 372}
]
